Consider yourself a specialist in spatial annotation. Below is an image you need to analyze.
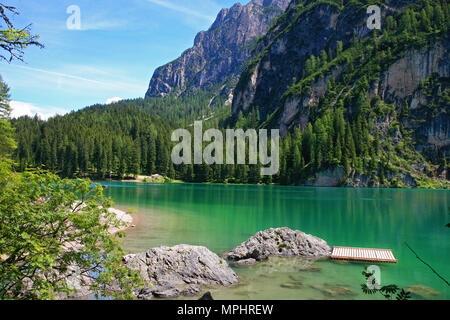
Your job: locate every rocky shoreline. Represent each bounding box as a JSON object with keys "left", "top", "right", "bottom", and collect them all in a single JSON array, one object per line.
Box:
[
  {"left": 57, "top": 208, "right": 136, "bottom": 299},
  {"left": 107, "top": 208, "right": 135, "bottom": 234},
  {"left": 62, "top": 226, "right": 443, "bottom": 300}
]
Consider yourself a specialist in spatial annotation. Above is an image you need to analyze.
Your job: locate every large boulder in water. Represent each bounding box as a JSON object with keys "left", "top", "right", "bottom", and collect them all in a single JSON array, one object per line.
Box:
[
  {"left": 225, "top": 227, "right": 332, "bottom": 262},
  {"left": 123, "top": 245, "right": 239, "bottom": 299}
]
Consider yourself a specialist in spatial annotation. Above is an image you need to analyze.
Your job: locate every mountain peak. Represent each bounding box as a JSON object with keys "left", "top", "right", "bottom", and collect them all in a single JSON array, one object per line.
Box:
[{"left": 145, "top": 0, "right": 290, "bottom": 99}]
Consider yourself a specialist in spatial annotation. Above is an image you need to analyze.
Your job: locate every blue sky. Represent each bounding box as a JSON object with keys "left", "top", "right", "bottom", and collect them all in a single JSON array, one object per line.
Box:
[{"left": 0, "top": 0, "right": 248, "bottom": 119}]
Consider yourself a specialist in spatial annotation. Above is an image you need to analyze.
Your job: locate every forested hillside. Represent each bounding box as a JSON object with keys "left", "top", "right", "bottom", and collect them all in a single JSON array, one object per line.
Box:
[
  {"left": 10, "top": 0, "right": 450, "bottom": 188},
  {"left": 231, "top": 0, "right": 449, "bottom": 188},
  {"left": 11, "top": 94, "right": 229, "bottom": 180},
  {"left": 11, "top": 91, "right": 272, "bottom": 184}
]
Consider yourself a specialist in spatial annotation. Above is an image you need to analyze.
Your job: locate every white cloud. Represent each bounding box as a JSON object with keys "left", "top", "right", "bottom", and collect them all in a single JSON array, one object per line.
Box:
[
  {"left": 9, "top": 101, "right": 67, "bottom": 121},
  {"left": 146, "top": 0, "right": 217, "bottom": 22},
  {"left": 14, "top": 65, "right": 108, "bottom": 86},
  {"left": 106, "top": 97, "right": 123, "bottom": 105},
  {"left": 10, "top": 64, "right": 147, "bottom": 93},
  {"left": 80, "top": 19, "right": 127, "bottom": 31}
]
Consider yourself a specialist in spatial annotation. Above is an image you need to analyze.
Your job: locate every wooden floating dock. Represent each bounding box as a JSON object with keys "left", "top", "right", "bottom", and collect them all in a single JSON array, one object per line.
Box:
[{"left": 331, "top": 247, "right": 398, "bottom": 263}]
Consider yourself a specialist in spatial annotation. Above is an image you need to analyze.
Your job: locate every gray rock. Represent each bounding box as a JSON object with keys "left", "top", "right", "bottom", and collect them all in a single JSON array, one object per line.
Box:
[
  {"left": 304, "top": 167, "right": 346, "bottom": 187},
  {"left": 54, "top": 265, "right": 94, "bottom": 299},
  {"left": 137, "top": 286, "right": 153, "bottom": 300},
  {"left": 182, "top": 285, "right": 202, "bottom": 297},
  {"left": 234, "top": 258, "right": 257, "bottom": 266},
  {"left": 152, "top": 285, "right": 180, "bottom": 298},
  {"left": 123, "top": 245, "right": 239, "bottom": 299},
  {"left": 225, "top": 228, "right": 332, "bottom": 262}
]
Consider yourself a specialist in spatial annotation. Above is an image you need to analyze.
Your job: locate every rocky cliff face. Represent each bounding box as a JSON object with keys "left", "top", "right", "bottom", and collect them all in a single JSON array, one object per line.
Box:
[
  {"left": 379, "top": 42, "right": 450, "bottom": 162},
  {"left": 232, "top": 0, "right": 418, "bottom": 120},
  {"left": 145, "top": 0, "right": 290, "bottom": 99},
  {"left": 277, "top": 40, "right": 449, "bottom": 135}
]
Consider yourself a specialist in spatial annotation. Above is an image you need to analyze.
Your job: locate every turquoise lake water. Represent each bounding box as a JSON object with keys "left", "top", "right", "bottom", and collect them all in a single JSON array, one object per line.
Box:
[{"left": 101, "top": 182, "right": 449, "bottom": 300}]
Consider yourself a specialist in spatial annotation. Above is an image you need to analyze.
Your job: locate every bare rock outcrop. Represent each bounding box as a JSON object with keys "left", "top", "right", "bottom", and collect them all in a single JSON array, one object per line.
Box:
[
  {"left": 145, "top": 0, "right": 290, "bottom": 98},
  {"left": 123, "top": 245, "right": 239, "bottom": 299},
  {"left": 225, "top": 228, "right": 332, "bottom": 263}
]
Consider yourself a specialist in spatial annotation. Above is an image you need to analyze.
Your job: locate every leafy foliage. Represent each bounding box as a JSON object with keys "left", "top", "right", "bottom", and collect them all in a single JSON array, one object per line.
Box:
[
  {"left": 0, "top": 170, "right": 142, "bottom": 299},
  {"left": 1, "top": 79, "right": 142, "bottom": 299},
  {"left": 361, "top": 270, "right": 411, "bottom": 300}
]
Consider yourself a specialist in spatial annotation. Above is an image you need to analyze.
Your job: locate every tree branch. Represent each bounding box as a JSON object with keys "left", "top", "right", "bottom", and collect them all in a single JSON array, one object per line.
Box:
[{"left": 405, "top": 242, "right": 449, "bottom": 287}]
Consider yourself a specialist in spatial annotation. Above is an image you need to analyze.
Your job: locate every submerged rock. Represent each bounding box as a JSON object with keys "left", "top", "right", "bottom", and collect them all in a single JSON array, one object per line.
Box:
[
  {"left": 280, "top": 282, "right": 303, "bottom": 289},
  {"left": 297, "top": 264, "right": 322, "bottom": 272},
  {"left": 234, "top": 258, "right": 257, "bottom": 266},
  {"left": 224, "top": 228, "right": 332, "bottom": 262},
  {"left": 289, "top": 275, "right": 304, "bottom": 282},
  {"left": 310, "top": 284, "right": 356, "bottom": 297},
  {"left": 406, "top": 285, "right": 441, "bottom": 300},
  {"left": 123, "top": 245, "right": 239, "bottom": 299},
  {"left": 259, "top": 273, "right": 277, "bottom": 279}
]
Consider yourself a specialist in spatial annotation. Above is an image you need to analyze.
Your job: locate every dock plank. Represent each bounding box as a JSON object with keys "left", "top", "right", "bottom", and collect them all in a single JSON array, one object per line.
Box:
[{"left": 331, "top": 246, "right": 397, "bottom": 263}]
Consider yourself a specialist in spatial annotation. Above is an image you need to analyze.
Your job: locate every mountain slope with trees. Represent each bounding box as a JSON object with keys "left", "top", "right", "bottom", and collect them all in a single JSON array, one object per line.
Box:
[
  {"left": 230, "top": 0, "right": 449, "bottom": 187},
  {"left": 10, "top": 0, "right": 450, "bottom": 189}
]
